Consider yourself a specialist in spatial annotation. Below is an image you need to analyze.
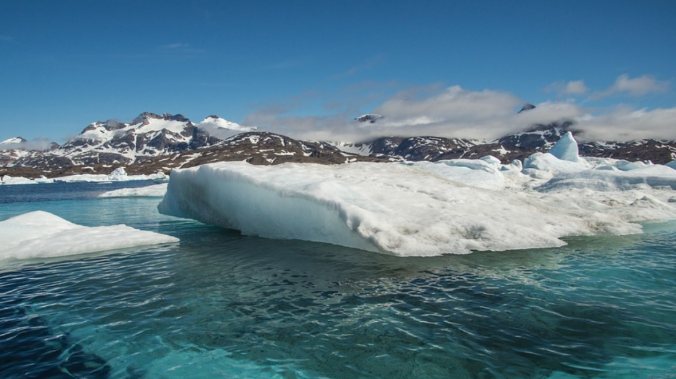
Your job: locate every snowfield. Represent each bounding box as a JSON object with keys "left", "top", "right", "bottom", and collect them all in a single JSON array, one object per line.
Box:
[
  {"left": 158, "top": 133, "right": 676, "bottom": 256},
  {"left": 0, "top": 211, "right": 179, "bottom": 261}
]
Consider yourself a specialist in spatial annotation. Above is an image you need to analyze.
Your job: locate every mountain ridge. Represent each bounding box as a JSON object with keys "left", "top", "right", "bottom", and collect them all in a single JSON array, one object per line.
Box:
[{"left": 2, "top": 112, "right": 675, "bottom": 179}]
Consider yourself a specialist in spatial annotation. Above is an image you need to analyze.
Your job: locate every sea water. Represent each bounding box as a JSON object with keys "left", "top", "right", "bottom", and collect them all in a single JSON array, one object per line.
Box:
[{"left": 1, "top": 182, "right": 675, "bottom": 379}]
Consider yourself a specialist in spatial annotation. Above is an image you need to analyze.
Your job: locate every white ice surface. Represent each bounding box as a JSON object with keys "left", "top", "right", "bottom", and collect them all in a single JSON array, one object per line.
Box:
[
  {"left": 1, "top": 175, "right": 38, "bottom": 185},
  {"left": 0, "top": 211, "right": 179, "bottom": 260},
  {"left": 537, "top": 165, "right": 676, "bottom": 192},
  {"left": 54, "top": 170, "right": 166, "bottom": 183},
  {"left": 402, "top": 159, "right": 507, "bottom": 190},
  {"left": 158, "top": 160, "right": 676, "bottom": 256},
  {"left": 99, "top": 183, "right": 168, "bottom": 198}
]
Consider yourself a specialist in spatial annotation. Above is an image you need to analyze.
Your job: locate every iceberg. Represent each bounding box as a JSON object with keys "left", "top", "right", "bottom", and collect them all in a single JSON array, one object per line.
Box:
[
  {"left": 54, "top": 169, "right": 167, "bottom": 183},
  {"left": 98, "top": 183, "right": 168, "bottom": 198},
  {"left": 523, "top": 152, "right": 589, "bottom": 176},
  {"left": 0, "top": 211, "right": 179, "bottom": 260},
  {"left": 158, "top": 160, "right": 676, "bottom": 256},
  {"left": 1, "top": 175, "right": 38, "bottom": 185},
  {"left": 548, "top": 131, "right": 579, "bottom": 162},
  {"left": 667, "top": 160, "right": 676, "bottom": 170}
]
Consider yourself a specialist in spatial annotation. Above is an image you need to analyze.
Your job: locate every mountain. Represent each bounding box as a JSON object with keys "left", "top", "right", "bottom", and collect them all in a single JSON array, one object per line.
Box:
[
  {"left": 2, "top": 111, "right": 675, "bottom": 179},
  {"left": 56, "top": 112, "right": 221, "bottom": 166},
  {"left": 331, "top": 120, "right": 676, "bottom": 164},
  {"left": 131, "top": 131, "right": 381, "bottom": 175},
  {"left": 0, "top": 112, "right": 260, "bottom": 176},
  {"left": 0, "top": 112, "right": 381, "bottom": 178}
]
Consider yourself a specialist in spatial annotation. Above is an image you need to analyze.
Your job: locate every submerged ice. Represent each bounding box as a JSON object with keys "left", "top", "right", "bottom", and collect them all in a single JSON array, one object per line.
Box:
[
  {"left": 0, "top": 211, "right": 179, "bottom": 260},
  {"left": 158, "top": 144, "right": 676, "bottom": 256}
]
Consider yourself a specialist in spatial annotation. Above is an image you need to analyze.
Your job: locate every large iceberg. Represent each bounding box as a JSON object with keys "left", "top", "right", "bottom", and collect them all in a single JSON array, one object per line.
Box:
[
  {"left": 158, "top": 155, "right": 676, "bottom": 256},
  {"left": 0, "top": 211, "right": 179, "bottom": 261}
]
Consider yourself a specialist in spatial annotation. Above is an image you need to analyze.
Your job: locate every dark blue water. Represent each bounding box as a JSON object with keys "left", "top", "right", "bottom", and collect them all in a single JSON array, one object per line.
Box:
[{"left": 1, "top": 182, "right": 676, "bottom": 378}]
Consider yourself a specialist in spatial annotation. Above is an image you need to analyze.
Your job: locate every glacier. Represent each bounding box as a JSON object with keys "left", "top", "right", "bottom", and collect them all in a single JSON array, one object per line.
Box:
[
  {"left": 158, "top": 145, "right": 676, "bottom": 256},
  {"left": 0, "top": 211, "right": 179, "bottom": 261}
]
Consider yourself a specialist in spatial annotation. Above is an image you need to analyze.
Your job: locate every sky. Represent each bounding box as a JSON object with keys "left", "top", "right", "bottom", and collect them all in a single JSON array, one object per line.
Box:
[{"left": 0, "top": 0, "right": 675, "bottom": 145}]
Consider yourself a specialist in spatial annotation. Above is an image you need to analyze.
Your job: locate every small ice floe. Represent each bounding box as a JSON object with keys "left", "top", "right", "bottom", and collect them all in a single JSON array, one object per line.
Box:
[
  {"left": 0, "top": 211, "right": 179, "bottom": 261},
  {"left": 54, "top": 168, "right": 167, "bottom": 183},
  {"left": 98, "top": 183, "right": 168, "bottom": 198}
]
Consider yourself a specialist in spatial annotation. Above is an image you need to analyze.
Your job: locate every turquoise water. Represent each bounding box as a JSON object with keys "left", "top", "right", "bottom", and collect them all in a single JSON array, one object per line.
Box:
[{"left": 1, "top": 182, "right": 676, "bottom": 378}]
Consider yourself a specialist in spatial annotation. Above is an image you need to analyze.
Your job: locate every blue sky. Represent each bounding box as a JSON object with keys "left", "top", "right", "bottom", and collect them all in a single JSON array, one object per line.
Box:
[{"left": 1, "top": 0, "right": 674, "bottom": 143}]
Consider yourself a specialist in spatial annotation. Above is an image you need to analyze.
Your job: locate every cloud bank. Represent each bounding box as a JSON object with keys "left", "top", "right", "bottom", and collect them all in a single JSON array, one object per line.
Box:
[
  {"left": 242, "top": 74, "right": 674, "bottom": 143},
  {"left": 575, "top": 106, "right": 676, "bottom": 142}
]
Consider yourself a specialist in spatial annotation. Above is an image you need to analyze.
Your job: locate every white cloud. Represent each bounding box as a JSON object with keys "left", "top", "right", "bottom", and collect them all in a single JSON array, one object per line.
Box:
[
  {"left": 161, "top": 43, "right": 190, "bottom": 49},
  {"left": 591, "top": 74, "right": 670, "bottom": 99},
  {"left": 244, "top": 85, "right": 584, "bottom": 142},
  {"left": 195, "top": 118, "right": 257, "bottom": 140},
  {"left": 574, "top": 106, "right": 676, "bottom": 142},
  {"left": 332, "top": 55, "right": 385, "bottom": 79},
  {"left": 370, "top": 86, "right": 552, "bottom": 140},
  {"left": 242, "top": 81, "right": 676, "bottom": 144},
  {"left": 546, "top": 80, "right": 589, "bottom": 96}
]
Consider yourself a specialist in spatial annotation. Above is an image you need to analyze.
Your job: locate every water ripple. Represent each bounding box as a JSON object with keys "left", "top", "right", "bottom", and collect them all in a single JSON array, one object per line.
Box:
[{"left": 1, "top": 196, "right": 676, "bottom": 378}]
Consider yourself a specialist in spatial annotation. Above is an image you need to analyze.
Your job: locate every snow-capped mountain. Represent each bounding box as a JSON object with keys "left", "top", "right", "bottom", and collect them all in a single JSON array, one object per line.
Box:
[
  {"left": 57, "top": 112, "right": 222, "bottom": 165},
  {"left": 0, "top": 137, "right": 60, "bottom": 168},
  {"left": 1, "top": 112, "right": 256, "bottom": 172},
  {"left": 0, "top": 113, "right": 370, "bottom": 178},
  {"left": 1, "top": 137, "right": 27, "bottom": 145}
]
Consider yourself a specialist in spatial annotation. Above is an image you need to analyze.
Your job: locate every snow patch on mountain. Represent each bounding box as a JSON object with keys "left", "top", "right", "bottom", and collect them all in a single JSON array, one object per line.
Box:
[
  {"left": 1, "top": 137, "right": 26, "bottom": 145},
  {"left": 196, "top": 115, "right": 257, "bottom": 139}
]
